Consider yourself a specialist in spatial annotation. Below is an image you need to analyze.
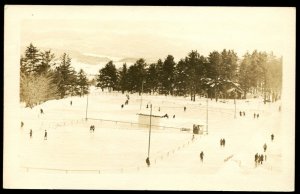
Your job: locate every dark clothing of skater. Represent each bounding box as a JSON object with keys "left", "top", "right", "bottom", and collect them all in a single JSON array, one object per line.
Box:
[
  {"left": 44, "top": 130, "right": 47, "bottom": 140},
  {"left": 220, "top": 139, "right": 223, "bottom": 146},
  {"left": 222, "top": 139, "right": 226, "bottom": 147},
  {"left": 200, "top": 151, "right": 204, "bottom": 162},
  {"left": 257, "top": 114, "right": 259, "bottom": 118},
  {"left": 40, "top": 109, "right": 44, "bottom": 114},
  {"left": 146, "top": 157, "right": 150, "bottom": 167},
  {"left": 121, "top": 104, "right": 124, "bottom": 108},
  {"left": 254, "top": 113, "right": 256, "bottom": 118},
  {"left": 243, "top": 111, "right": 245, "bottom": 116},
  {"left": 30, "top": 129, "right": 32, "bottom": 138},
  {"left": 163, "top": 114, "right": 169, "bottom": 118},
  {"left": 158, "top": 107, "right": 160, "bottom": 111},
  {"left": 184, "top": 107, "right": 186, "bottom": 112},
  {"left": 271, "top": 134, "right": 274, "bottom": 141},
  {"left": 70, "top": 101, "right": 72, "bottom": 106},
  {"left": 146, "top": 104, "right": 148, "bottom": 108},
  {"left": 173, "top": 115, "right": 175, "bottom": 118},
  {"left": 263, "top": 143, "right": 267, "bottom": 152},
  {"left": 125, "top": 100, "right": 128, "bottom": 105},
  {"left": 240, "top": 111, "right": 242, "bottom": 116},
  {"left": 255, "top": 153, "right": 259, "bottom": 166},
  {"left": 260, "top": 154, "right": 264, "bottom": 164},
  {"left": 21, "top": 121, "right": 24, "bottom": 128}
]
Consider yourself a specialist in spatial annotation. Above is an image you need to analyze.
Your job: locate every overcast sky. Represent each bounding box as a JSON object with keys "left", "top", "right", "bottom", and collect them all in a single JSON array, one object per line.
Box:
[{"left": 20, "top": 6, "right": 295, "bottom": 62}]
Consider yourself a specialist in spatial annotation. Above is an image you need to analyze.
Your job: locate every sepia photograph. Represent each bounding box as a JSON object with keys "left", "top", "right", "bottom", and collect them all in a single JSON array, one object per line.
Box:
[{"left": 3, "top": 6, "right": 295, "bottom": 190}]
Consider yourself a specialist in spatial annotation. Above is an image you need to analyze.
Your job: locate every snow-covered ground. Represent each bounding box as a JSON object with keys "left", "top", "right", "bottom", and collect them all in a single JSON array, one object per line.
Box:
[{"left": 4, "top": 87, "right": 293, "bottom": 190}]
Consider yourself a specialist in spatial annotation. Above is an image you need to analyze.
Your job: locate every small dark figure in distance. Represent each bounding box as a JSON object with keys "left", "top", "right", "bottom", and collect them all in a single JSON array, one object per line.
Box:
[
  {"left": 260, "top": 154, "right": 264, "bottom": 164},
  {"left": 125, "top": 100, "right": 128, "bottom": 105},
  {"left": 239, "top": 111, "right": 242, "bottom": 116},
  {"left": 158, "top": 107, "right": 160, "bottom": 112},
  {"left": 21, "top": 121, "right": 24, "bottom": 128},
  {"left": 271, "top": 134, "right": 274, "bottom": 141},
  {"left": 263, "top": 143, "right": 267, "bottom": 152},
  {"left": 44, "top": 130, "right": 47, "bottom": 140},
  {"left": 255, "top": 153, "right": 259, "bottom": 167},
  {"left": 121, "top": 104, "right": 124, "bottom": 108},
  {"left": 265, "top": 154, "right": 267, "bottom": 161},
  {"left": 70, "top": 101, "right": 72, "bottom": 106},
  {"left": 243, "top": 111, "right": 245, "bottom": 116},
  {"left": 146, "top": 157, "right": 150, "bottom": 167},
  {"left": 220, "top": 139, "right": 223, "bottom": 147},
  {"left": 146, "top": 104, "right": 148, "bottom": 108},
  {"left": 222, "top": 139, "right": 226, "bottom": 147},
  {"left": 200, "top": 151, "right": 204, "bottom": 162},
  {"left": 257, "top": 114, "right": 259, "bottom": 118},
  {"left": 40, "top": 108, "right": 44, "bottom": 114},
  {"left": 184, "top": 106, "right": 186, "bottom": 112},
  {"left": 30, "top": 129, "right": 32, "bottom": 138},
  {"left": 173, "top": 115, "right": 175, "bottom": 118},
  {"left": 254, "top": 113, "right": 256, "bottom": 118}
]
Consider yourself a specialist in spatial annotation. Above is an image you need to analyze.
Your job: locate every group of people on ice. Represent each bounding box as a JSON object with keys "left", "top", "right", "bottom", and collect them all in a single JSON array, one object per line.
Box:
[
  {"left": 90, "top": 125, "right": 95, "bottom": 133},
  {"left": 121, "top": 95, "right": 130, "bottom": 109},
  {"left": 253, "top": 113, "right": 260, "bottom": 119},
  {"left": 254, "top": 136, "right": 274, "bottom": 167}
]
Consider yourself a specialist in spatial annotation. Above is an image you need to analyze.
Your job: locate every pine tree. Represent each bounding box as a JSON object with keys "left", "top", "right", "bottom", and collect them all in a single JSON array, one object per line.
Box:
[
  {"left": 55, "top": 53, "right": 76, "bottom": 98},
  {"left": 161, "top": 55, "right": 176, "bottom": 95},
  {"left": 77, "top": 69, "right": 89, "bottom": 96},
  {"left": 96, "top": 61, "right": 118, "bottom": 92},
  {"left": 21, "top": 43, "right": 41, "bottom": 75}
]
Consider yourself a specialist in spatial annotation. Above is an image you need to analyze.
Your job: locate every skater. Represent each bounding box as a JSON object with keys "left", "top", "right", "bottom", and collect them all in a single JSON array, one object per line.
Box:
[
  {"left": 271, "top": 134, "right": 274, "bottom": 141},
  {"left": 158, "top": 107, "right": 160, "bottom": 112},
  {"left": 260, "top": 154, "right": 264, "bottom": 164},
  {"left": 243, "top": 111, "right": 245, "bottom": 116},
  {"left": 257, "top": 113, "right": 259, "bottom": 118},
  {"left": 40, "top": 108, "right": 44, "bottom": 114},
  {"left": 44, "top": 130, "right": 47, "bottom": 140},
  {"left": 29, "top": 129, "right": 32, "bottom": 138},
  {"left": 255, "top": 153, "right": 259, "bottom": 167},
  {"left": 184, "top": 106, "right": 186, "bottom": 112},
  {"left": 263, "top": 143, "right": 267, "bottom": 152},
  {"left": 239, "top": 111, "right": 242, "bottom": 116},
  {"left": 146, "top": 157, "right": 150, "bottom": 167},
  {"left": 146, "top": 104, "right": 148, "bottom": 108},
  {"left": 21, "top": 121, "right": 24, "bottom": 128},
  {"left": 70, "top": 101, "right": 72, "bottom": 106},
  {"left": 254, "top": 113, "right": 256, "bottom": 118},
  {"left": 125, "top": 100, "right": 128, "bottom": 105},
  {"left": 173, "top": 115, "right": 175, "bottom": 119},
  {"left": 121, "top": 104, "right": 124, "bottom": 108},
  {"left": 222, "top": 139, "right": 226, "bottom": 147},
  {"left": 200, "top": 151, "right": 204, "bottom": 162},
  {"left": 220, "top": 139, "right": 223, "bottom": 147}
]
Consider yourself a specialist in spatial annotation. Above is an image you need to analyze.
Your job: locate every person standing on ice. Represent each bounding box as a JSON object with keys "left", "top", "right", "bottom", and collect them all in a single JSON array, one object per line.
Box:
[
  {"left": 239, "top": 111, "right": 242, "bottom": 116},
  {"left": 255, "top": 153, "right": 258, "bottom": 167},
  {"left": 184, "top": 106, "right": 186, "bottom": 112},
  {"left": 220, "top": 139, "right": 223, "bottom": 147},
  {"left": 21, "top": 121, "right": 24, "bottom": 128},
  {"left": 257, "top": 113, "right": 259, "bottom": 118},
  {"left": 146, "top": 157, "right": 150, "bottom": 167},
  {"left": 200, "top": 151, "right": 204, "bottom": 162},
  {"left": 254, "top": 113, "right": 256, "bottom": 118},
  {"left": 223, "top": 139, "right": 226, "bottom": 147},
  {"left": 263, "top": 143, "right": 267, "bottom": 152},
  {"left": 40, "top": 108, "right": 44, "bottom": 114},
  {"left": 44, "top": 130, "right": 47, "bottom": 140},
  {"left": 30, "top": 129, "right": 32, "bottom": 138},
  {"left": 271, "top": 134, "right": 274, "bottom": 141},
  {"left": 243, "top": 111, "right": 245, "bottom": 116},
  {"left": 70, "top": 101, "right": 72, "bottom": 106}
]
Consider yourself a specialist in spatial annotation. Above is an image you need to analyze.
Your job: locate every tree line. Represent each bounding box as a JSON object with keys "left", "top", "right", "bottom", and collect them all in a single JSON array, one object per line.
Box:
[
  {"left": 20, "top": 43, "right": 89, "bottom": 108},
  {"left": 20, "top": 43, "right": 282, "bottom": 108},
  {"left": 97, "top": 50, "right": 282, "bottom": 102}
]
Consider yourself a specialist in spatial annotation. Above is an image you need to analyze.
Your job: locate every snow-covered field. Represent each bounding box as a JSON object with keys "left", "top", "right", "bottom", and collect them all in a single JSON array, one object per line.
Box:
[{"left": 4, "top": 87, "right": 293, "bottom": 190}]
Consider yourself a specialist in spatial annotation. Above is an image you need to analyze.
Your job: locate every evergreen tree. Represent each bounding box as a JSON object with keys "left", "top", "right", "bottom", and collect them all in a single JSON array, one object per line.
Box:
[
  {"left": 21, "top": 43, "right": 41, "bottom": 75},
  {"left": 77, "top": 69, "right": 89, "bottom": 96},
  {"left": 118, "top": 63, "right": 128, "bottom": 93},
  {"left": 55, "top": 53, "right": 76, "bottom": 98},
  {"left": 96, "top": 61, "right": 118, "bottom": 92},
  {"left": 161, "top": 55, "right": 176, "bottom": 95}
]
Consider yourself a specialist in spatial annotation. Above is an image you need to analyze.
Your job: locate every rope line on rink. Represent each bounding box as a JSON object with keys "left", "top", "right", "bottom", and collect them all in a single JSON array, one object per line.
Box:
[{"left": 20, "top": 135, "right": 201, "bottom": 174}]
